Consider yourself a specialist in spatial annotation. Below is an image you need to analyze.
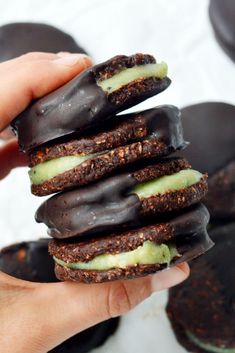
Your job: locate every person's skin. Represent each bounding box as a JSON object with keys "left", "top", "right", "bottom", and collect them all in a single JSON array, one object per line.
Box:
[{"left": 0, "top": 52, "right": 190, "bottom": 353}]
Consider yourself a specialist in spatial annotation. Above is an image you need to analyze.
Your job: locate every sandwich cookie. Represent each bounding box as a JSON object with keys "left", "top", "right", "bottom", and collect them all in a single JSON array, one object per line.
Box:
[
  {"left": 12, "top": 53, "right": 171, "bottom": 152},
  {"left": 48, "top": 203, "right": 213, "bottom": 283},
  {"left": 36, "top": 157, "right": 208, "bottom": 239},
  {"left": 29, "top": 105, "right": 186, "bottom": 196},
  {"left": 209, "top": 0, "right": 235, "bottom": 62},
  {"left": 167, "top": 222, "right": 235, "bottom": 353},
  {"left": 179, "top": 102, "right": 235, "bottom": 221},
  {"left": 0, "top": 239, "right": 119, "bottom": 353}
]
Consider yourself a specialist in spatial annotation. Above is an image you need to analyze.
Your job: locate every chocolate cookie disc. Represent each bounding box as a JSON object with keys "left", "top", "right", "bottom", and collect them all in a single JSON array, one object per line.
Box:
[
  {"left": 36, "top": 157, "right": 208, "bottom": 239},
  {"left": 0, "top": 239, "right": 119, "bottom": 353},
  {"left": 29, "top": 105, "right": 186, "bottom": 196},
  {"left": 48, "top": 203, "right": 213, "bottom": 283},
  {"left": 0, "top": 22, "right": 87, "bottom": 62},
  {"left": 209, "top": 0, "right": 235, "bottom": 61},
  {"left": 179, "top": 102, "right": 235, "bottom": 221},
  {"left": 167, "top": 222, "right": 235, "bottom": 353},
  {"left": 12, "top": 53, "right": 170, "bottom": 152}
]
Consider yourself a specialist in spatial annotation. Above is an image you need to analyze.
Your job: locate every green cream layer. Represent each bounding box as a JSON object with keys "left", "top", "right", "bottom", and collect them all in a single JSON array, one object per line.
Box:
[
  {"left": 132, "top": 169, "right": 203, "bottom": 199},
  {"left": 29, "top": 154, "right": 95, "bottom": 185},
  {"left": 97, "top": 62, "right": 168, "bottom": 94},
  {"left": 187, "top": 331, "right": 235, "bottom": 353},
  {"left": 54, "top": 240, "right": 178, "bottom": 271}
]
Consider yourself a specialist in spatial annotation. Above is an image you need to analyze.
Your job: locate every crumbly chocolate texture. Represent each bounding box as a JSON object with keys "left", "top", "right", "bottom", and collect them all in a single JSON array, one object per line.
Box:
[
  {"left": 94, "top": 53, "right": 156, "bottom": 81},
  {"left": 54, "top": 262, "right": 166, "bottom": 283},
  {"left": 179, "top": 102, "right": 235, "bottom": 221},
  {"left": 140, "top": 176, "right": 208, "bottom": 216},
  {"left": 48, "top": 204, "right": 212, "bottom": 283},
  {"left": 0, "top": 22, "right": 87, "bottom": 63},
  {"left": 31, "top": 105, "right": 185, "bottom": 196},
  {"left": 29, "top": 105, "right": 184, "bottom": 166},
  {"left": 167, "top": 222, "right": 235, "bottom": 351},
  {"left": 49, "top": 223, "right": 173, "bottom": 262},
  {"left": 209, "top": 0, "right": 235, "bottom": 62},
  {"left": 36, "top": 158, "right": 196, "bottom": 239},
  {"left": 12, "top": 54, "right": 171, "bottom": 152},
  {"left": 0, "top": 239, "right": 119, "bottom": 353}
]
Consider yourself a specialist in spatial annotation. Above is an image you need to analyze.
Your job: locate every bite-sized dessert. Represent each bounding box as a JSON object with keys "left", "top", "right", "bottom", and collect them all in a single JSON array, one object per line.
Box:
[
  {"left": 36, "top": 157, "right": 208, "bottom": 238},
  {"left": 29, "top": 106, "right": 186, "bottom": 196},
  {"left": 167, "top": 222, "right": 235, "bottom": 353},
  {"left": 0, "top": 239, "right": 119, "bottom": 353},
  {"left": 0, "top": 22, "right": 87, "bottom": 62},
  {"left": 179, "top": 102, "right": 235, "bottom": 221},
  {"left": 48, "top": 203, "right": 212, "bottom": 284},
  {"left": 12, "top": 53, "right": 170, "bottom": 152},
  {"left": 209, "top": 0, "right": 235, "bottom": 62}
]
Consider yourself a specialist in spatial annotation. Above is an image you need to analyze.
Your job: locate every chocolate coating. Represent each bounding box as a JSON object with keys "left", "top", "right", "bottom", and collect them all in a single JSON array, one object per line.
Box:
[
  {"left": 50, "top": 204, "right": 213, "bottom": 283},
  {"left": 209, "top": 0, "right": 235, "bottom": 61},
  {"left": 30, "top": 105, "right": 186, "bottom": 196},
  {"left": 0, "top": 239, "right": 119, "bottom": 353},
  {"left": 35, "top": 158, "right": 207, "bottom": 239},
  {"left": 12, "top": 54, "right": 171, "bottom": 152},
  {"left": 179, "top": 102, "right": 235, "bottom": 221},
  {"left": 0, "top": 22, "right": 87, "bottom": 62},
  {"left": 167, "top": 222, "right": 235, "bottom": 351}
]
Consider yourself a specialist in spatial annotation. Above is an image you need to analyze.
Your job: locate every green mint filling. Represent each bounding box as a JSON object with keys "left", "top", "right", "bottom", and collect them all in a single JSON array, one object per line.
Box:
[
  {"left": 186, "top": 331, "right": 235, "bottom": 353},
  {"left": 97, "top": 62, "right": 168, "bottom": 94},
  {"left": 54, "top": 240, "right": 178, "bottom": 271},
  {"left": 29, "top": 154, "right": 95, "bottom": 185},
  {"left": 132, "top": 169, "right": 203, "bottom": 199}
]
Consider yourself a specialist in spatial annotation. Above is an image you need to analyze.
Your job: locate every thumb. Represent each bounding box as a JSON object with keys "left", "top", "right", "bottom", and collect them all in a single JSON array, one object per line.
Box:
[
  {"left": 32, "top": 263, "right": 189, "bottom": 352},
  {"left": 0, "top": 52, "right": 92, "bottom": 131}
]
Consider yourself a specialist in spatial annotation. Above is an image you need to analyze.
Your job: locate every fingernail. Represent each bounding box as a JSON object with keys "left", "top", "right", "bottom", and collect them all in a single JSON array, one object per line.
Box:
[
  {"left": 151, "top": 263, "right": 190, "bottom": 292},
  {"left": 55, "top": 53, "right": 91, "bottom": 67}
]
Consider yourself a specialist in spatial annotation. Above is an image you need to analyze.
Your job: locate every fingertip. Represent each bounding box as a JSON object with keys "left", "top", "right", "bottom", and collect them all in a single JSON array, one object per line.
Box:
[
  {"left": 151, "top": 262, "right": 190, "bottom": 292},
  {"left": 54, "top": 53, "right": 92, "bottom": 68}
]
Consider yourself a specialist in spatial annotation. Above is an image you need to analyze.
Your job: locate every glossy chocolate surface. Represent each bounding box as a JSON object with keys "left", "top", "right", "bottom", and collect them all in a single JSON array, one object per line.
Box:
[
  {"left": 209, "top": 0, "right": 235, "bottom": 61},
  {"left": 0, "top": 239, "right": 119, "bottom": 353},
  {"left": 179, "top": 102, "right": 235, "bottom": 221},
  {"left": 36, "top": 173, "right": 141, "bottom": 238},
  {"left": 0, "top": 22, "right": 86, "bottom": 62},
  {"left": 12, "top": 54, "right": 170, "bottom": 152}
]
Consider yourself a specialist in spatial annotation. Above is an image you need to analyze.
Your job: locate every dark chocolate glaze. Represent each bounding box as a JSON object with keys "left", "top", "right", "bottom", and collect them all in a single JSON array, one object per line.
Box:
[
  {"left": 12, "top": 54, "right": 170, "bottom": 152},
  {"left": 35, "top": 157, "right": 206, "bottom": 239},
  {"left": 143, "top": 105, "right": 185, "bottom": 149},
  {"left": 36, "top": 173, "right": 141, "bottom": 239},
  {"left": 0, "top": 22, "right": 87, "bottom": 62},
  {"left": 0, "top": 239, "right": 119, "bottom": 353},
  {"left": 178, "top": 102, "right": 235, "bottom": 221},
  {"left": 49, "top": 203, "right": 212, "bottom": 262},
  {"left": 167, "top": 222, "right": 235, "bottom": 349},
  {"left": 209, "top": 0, "right": 235, "bottom": 62},
  {"left": 30, "top": 104, "right": 185, "bottom": 165},
  {"left": 50, "top": 204, "right": 213, "bottom": 283}
]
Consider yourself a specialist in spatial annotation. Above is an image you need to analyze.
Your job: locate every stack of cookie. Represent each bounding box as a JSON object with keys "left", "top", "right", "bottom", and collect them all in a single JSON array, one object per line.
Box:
[{"left": 12, "top": 53, "right": 213, "bottom": 283}]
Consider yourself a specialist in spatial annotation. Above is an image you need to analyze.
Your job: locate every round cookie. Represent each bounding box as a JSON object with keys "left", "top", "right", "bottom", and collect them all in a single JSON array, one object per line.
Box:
[
  {"left": 0, "top": 22, "right": 87, "bottom": 62},
  {"left": 0, "top": 239, "right": 119, "bottom": 353},
  {"left": 28, "top": 105, "right": 186, "bottom": 196},
  {"left": 179, "top": 102, "right": 235, "bottom": 221},
  {"left": 167, "top": 222, "right": 235, "bottom": 353},
  {"left": 48, "top": 203, "right": 213, "bottom": 283},
  {"left": 209, "top": 0, "right": 235, "bottom": 61},
  {"left": 12, "top": 53, "right": 170, "bottom": 152},
  {"left": 36, "top": 157, "right": 208, "bottom": 239}
]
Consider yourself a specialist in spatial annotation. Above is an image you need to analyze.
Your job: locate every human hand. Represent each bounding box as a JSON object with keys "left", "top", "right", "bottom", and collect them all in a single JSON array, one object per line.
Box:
[{"left": 0, "top": 53, "right": 189, "bottom": 353}]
